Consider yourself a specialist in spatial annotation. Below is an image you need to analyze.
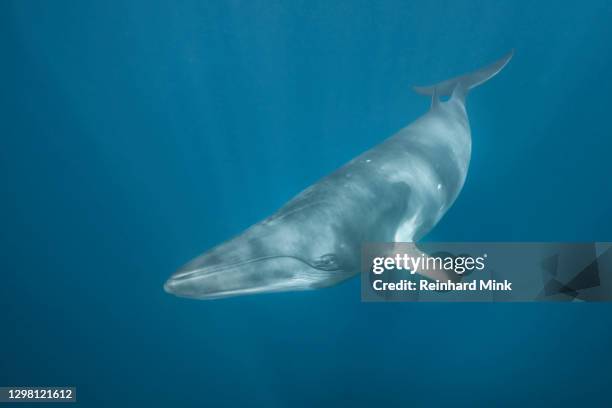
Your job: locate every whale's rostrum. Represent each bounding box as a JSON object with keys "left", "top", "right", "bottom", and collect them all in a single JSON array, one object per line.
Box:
[{"left": 164, "top": 51, "right": 513, "bottom": 300}]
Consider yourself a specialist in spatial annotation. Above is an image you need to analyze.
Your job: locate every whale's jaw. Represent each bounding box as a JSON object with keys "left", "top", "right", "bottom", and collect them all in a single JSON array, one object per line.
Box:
[{"left": 164, "top": 254, "right": 329, "bottom": 300}]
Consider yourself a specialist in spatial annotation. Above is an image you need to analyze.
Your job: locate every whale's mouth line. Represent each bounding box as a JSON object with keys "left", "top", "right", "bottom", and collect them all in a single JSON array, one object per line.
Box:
[{"left": 170, "top": 254, "right": 337, "bottom": 283}]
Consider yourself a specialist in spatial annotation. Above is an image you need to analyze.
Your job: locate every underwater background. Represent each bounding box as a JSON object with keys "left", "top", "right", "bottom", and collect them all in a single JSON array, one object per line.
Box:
[{"left": 2, "top": 0, "right": 612, "bottom": 406}]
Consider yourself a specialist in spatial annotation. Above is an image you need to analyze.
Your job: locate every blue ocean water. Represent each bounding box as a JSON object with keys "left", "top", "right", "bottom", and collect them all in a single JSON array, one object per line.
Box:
[{"left": 2, "top": 0, "right": 612, "bottom": 406}]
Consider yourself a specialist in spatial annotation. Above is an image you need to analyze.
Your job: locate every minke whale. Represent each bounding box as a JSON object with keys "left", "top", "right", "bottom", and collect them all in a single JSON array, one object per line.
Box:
[{"left": 164, "top": 51, "right": 513, "bottom": 299}]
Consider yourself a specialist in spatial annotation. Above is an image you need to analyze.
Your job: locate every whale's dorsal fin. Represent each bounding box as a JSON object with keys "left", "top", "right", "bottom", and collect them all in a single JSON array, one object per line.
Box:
[{"left": 413, "top": 50, "right": 513, "bottom": 103}]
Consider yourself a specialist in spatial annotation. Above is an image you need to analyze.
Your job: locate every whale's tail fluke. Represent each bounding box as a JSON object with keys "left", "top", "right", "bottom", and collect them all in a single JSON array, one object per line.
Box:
[{"left": 413, "top": 50, "right": 513, "bottom": 101}]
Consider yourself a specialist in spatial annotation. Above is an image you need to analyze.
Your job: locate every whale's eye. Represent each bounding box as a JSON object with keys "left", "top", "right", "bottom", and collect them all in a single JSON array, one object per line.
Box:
[{"left": 313, "top": 254, "right": 341, "bottom": 271}]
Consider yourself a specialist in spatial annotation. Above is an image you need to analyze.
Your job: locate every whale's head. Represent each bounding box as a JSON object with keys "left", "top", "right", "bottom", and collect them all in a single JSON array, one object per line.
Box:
[{"left": 164, "top": 210, "right": 357, "bottom": 299}]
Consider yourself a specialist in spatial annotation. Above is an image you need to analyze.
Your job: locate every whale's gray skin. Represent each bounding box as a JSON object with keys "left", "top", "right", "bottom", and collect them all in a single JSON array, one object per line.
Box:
[{"left": 164, "top": 51, "right": 513, "bottom": 300}]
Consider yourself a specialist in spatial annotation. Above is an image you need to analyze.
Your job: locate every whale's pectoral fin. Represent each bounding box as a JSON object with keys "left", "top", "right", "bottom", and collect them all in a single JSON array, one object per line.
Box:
[
  {"left": 413, "top": 50, "right": 513, "bottom": 103},
  {"left": 416, "top": 259, "right": 462, "bottom": 283},
  {"left": 392, "top": 243, "right": 462, "bottom": 283}
]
